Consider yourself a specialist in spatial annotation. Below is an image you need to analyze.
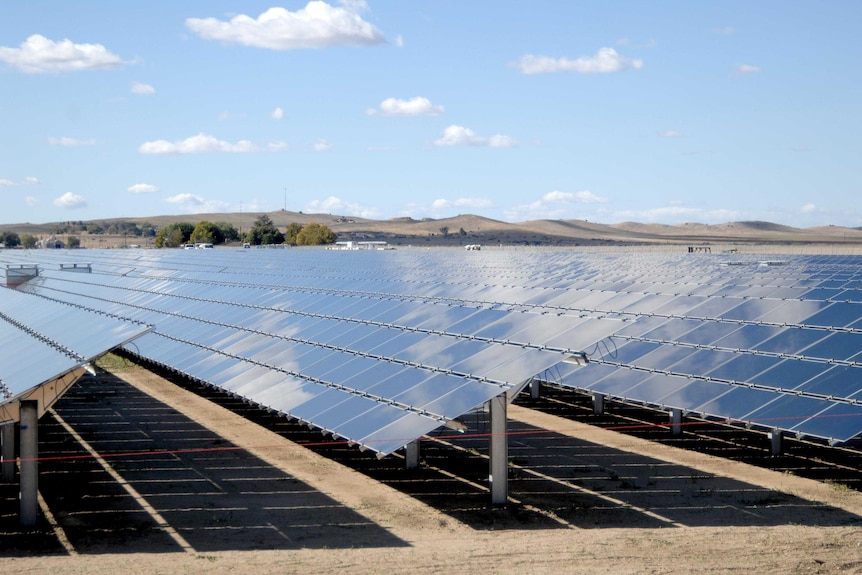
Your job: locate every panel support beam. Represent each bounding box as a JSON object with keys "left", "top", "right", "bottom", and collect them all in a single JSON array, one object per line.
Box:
[
  {"left": 769, "top": 429, "right": 783, "bottom": 455},
  {"left": 404, "top": 440, "right": 420, "bottom": 469},
  {"left": 530, "top": 379, "right": 540, "bottom": 399},
  {"left": 19, "top": 400, "right": 38, "bottom": 527},
  {"left": 1, "top": 423, "right": 14, "bottom": 482},
  {"left": 669, "top": 408, "right": 683, "bottom": 436},
  {"left": 488, "top": 394, "right": 508, "bottom": 506}
]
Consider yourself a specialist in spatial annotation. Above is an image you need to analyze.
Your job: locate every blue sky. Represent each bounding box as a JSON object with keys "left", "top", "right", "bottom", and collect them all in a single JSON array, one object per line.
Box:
[{"left": 1, "top": 1, "right": 860, "bottom": 227}]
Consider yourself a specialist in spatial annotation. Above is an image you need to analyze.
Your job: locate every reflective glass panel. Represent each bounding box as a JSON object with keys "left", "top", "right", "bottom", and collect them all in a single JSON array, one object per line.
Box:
[
  {"left": 792, "top": 402, "right": 862, "bottom": 442},
  {"left": 797, "top": 365, "right": 861, "bottom": 400},
  {"left": 705, "top": 354, "right": 781, "bottom": 382}
]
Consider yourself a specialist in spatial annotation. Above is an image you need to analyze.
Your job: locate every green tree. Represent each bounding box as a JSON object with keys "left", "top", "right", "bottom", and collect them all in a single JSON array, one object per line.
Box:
[
  {"left": 284, "top": 222, "right": 303, "bottom": 245},
  {"left": 1, "top": 231, "right": 20, "bottom": 247},
  {"left": 155, "top": 222, "right": 194, "bottom": 248},
  {"left": 295, "top": 222, "right": 337, "bottom": 246},
  {"left": 190, "top": 221, "right": 219, "bottom": 245},
  {"left": 245, "top": 214, "right": 284, "bottom": 245},
  {"left": 439, "top": 226, "right": 449, "bottom": 237},
  {"left": 20, "top": 234, "right": 37, "bottom": 249},
  {"left": 214, "top": 221, "right": 240, "bottom": 243},
  {"left": 67, "top": 236, "right": 81, "bottom": 248},
  {"left": 140, "top": 222, "right": 156, "bottom": 238}
]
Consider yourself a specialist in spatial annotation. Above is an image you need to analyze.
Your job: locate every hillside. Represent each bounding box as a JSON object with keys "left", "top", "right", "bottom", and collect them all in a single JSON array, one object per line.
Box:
[{"left": 3, "top": 211, "right": 862, "bottom": 249}]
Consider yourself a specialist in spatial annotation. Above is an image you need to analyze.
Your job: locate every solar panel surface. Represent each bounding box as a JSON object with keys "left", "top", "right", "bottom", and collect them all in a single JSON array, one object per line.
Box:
[
  {"left": 0, "top": 286, "right": 151, "bottom": 405},
  {"left": 3, "top": 248, "right": 862, "bottom": 448}
]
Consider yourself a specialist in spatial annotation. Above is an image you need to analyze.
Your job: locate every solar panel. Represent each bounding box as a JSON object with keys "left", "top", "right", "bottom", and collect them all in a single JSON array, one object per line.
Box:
[
  {"left": 0, "top": 286, "right": 151, "bottom": 420},
  {"left": 3, "top": 249, "right": 862, "bottom": 449}
]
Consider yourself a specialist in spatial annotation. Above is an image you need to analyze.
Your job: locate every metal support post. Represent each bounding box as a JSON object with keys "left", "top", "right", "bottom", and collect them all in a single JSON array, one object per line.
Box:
[
  {"left": 405, "top": 440, "right": 420, "bottom": 469},
  {"left": 669, "top": 408, "right": 683, "bottom": 436},
  {"left": 19, "top": 400, "right": 38, "bottom": 526},
  {"left": 592, "top": 392, "right": 605, "bottom": 415},
  {"left": 1, "top": 424, "right": 15, "bottom": 482},
  {"left": 530, "top": 379, "right": 540, "bottom": 399},
  {"left": 769, "top": 429, "right": 783, "bottom": 455},
  {"left": 489, "top": 395, "right": 508, "bottom": 506}
]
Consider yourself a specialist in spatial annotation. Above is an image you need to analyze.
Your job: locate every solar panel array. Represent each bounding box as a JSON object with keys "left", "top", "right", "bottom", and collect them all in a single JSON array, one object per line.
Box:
[
  {"left": 0, "top": 286, "right": 151, "bottom": 409},
  {"left": 4, "top": 249, "right": 622, "bottom": 456},
  {"left": 3, "top": 248, "right": 862, "bottom": 449}
]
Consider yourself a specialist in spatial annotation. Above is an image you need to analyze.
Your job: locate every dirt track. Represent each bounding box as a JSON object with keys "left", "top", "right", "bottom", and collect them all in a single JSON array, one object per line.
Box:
[{"left": 2, "top": 361, "right": 862, "bottom": 574}]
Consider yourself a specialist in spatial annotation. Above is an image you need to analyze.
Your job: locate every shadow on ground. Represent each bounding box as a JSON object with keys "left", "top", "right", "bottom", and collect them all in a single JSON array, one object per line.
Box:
[
  {"left": 0, "top": 372, "right": 407, "bottom": 557},
  {"left": 3, "top": 366, "right": 861, "bottom": 556},
  {"left": 185, "top": 373, "right": 862, "bottom": 532}
]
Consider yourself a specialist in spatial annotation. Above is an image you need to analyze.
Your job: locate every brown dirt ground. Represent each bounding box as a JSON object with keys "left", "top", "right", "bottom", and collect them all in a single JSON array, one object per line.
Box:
[{"left": 3, "top": 360, "right": 862, "bottom": 574}]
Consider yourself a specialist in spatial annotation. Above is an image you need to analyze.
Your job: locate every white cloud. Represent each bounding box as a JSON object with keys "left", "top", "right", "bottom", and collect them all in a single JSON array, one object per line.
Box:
[
  {"left": 127, "top": 183, "right": 160, "bottom": 194},
  {"left": 434, "top": 125, "right": 517, "bottom": 148},
  {"left": 613, "top": 205, "right": 742, "bottom": 224},
  {"left": 394, "top": 34, "right": 404, "bottom": 47},
  {"left": 616, "top": 38, "right": 657, "bottom": 49},
  {"left": 543, "top": 190, "right": 608, "bottom": 204},
  {"left": 185, "top": 2, "right": 385, "bottom": 50},
  {"left": 512, "top": 48, "right": 643, "bottom": 75},
  {"left": 714, "top": 27, "right": 736, "bottom": 36},
  {"left": 735, "top": 63, "right": 761, "bottom": 74},
  {"left": 366, "top": 97, "right": 444, "bottom": 117},
  {"left": 502, "top": 190, "right": 608, "bottom": 221},
  {"left": 131, "top": 81, "right": 155, "bottom": 95},
  {"left": 658, "top": 130, "right": 684, "bottom": 138},
  {"left": 0, "top": 34, "right": 126, "bottom": 74},
  {"left": 305, "top": 195, "right": 380, "bottom": 218},
  {"left": 53, "top": 192, "right": 87, "bottom": 209},
  {"left": 48, "top": 136, "right": 96, "bottom": 147},
  {"left": 164, "top": 193, "right": 231, "bottom": 213},
  {"left": 312, "top": 138, "right": 332, "bottom": 152},
  {"left": 432, "top": 197, "right": 494, "bottom": 210},
  {"left": 1, "top": 176, "right": 41, "bottom": 188},
  {"left": 138, "top": 133, "right": 287, "bottom": 154},
  {"left": 271, "top": 106, "right": 285, "bottom": 120},
  {"left": 800, "top": 203, "right": 818, "bottom": 214},
  {"left": 25, "top": 196, "right": 40, "bottom": 207}
]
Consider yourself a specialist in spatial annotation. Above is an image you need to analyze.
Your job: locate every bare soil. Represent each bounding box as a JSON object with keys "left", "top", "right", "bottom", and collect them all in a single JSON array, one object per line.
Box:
[{"left": 3, "top": 360, "right": 862, "bottom": 574}]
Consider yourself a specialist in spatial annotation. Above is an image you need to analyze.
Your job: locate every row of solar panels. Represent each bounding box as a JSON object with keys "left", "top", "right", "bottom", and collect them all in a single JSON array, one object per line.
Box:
[
  {"left": 0, "top": 285, "right": 151, "bottom": 421},
  {"left": 3, "top": 248, "right": 862, "bottom": 447},
  {"left": 6, "top": 251, "right": 624, "bottom": 455}
]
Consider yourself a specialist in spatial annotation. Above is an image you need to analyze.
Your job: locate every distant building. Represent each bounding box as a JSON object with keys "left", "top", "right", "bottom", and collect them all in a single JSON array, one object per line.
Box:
[{"left": 38, "top": 236, "right": 65, "bottom": 249}]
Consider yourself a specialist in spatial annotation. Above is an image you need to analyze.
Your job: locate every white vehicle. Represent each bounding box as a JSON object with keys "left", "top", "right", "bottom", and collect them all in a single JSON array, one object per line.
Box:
[{"left": 196, "top": 243, "right": 214, "bottom": 249}]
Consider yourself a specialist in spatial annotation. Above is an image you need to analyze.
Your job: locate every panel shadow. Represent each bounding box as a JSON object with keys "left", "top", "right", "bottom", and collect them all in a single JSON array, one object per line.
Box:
[{"left": 1, "top": 372, "right": 407, "bottom": 556}]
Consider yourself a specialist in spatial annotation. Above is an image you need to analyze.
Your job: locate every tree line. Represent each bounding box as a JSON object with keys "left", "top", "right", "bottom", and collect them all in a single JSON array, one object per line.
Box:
[
  {"left": 0, "top": 231, "right": 80, "bottom": 249},
  {"left": 1, "top": 215, "right": 336, "bottom": 249},
  {"left": 155, "top": 215, "right": 336, "bottom": 248}
]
